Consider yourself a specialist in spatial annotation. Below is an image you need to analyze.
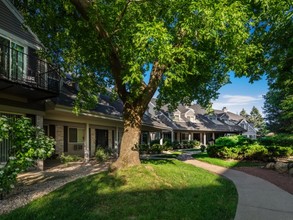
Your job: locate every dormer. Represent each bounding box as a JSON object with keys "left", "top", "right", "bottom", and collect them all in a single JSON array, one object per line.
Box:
[
  {"left": 207, "top": 114, "right": 217, "bottom": 120},
  {"left": 170, "top": 109, "right": 181, "bottom": 121},
  {"left": 185, "top": 108, "right": 195, "bottom": 122}
]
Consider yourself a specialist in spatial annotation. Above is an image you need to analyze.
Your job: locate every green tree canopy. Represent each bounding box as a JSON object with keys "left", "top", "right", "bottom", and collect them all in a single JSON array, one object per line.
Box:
[
  {"left": 240, "top": 108, "right": 249, "bottom": 119},
  {"left": 17, "top": 0, "right": 292, "bottom": 168}
]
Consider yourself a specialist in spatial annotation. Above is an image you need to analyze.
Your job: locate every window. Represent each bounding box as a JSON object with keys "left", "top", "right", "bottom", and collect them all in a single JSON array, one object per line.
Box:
[
  {"left": 11, "top": 42, "right": 24, "bottom": 80},
  {"left": 69, "top": 128, "right": 84, "bottom": 143},
  {"left": 173, "top": 114, "right": 180, "bottom": 121},
  {"left": 187, "top": 116, "right": 195, "bottom": 122},
  {"left": 181, "top": 133, "right": 188, "bottom": 140},
  {"left": 0, "top": 35, "right": 26, "bottom": 79}
]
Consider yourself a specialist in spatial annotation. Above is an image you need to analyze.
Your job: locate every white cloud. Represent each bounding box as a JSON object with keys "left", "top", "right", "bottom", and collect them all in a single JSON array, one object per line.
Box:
[
  {"left": 212, "top": 94, "right": 264, "bottom": 115},
  {"left": 221, "top": 95, "right": 262, "bottom": 106}
]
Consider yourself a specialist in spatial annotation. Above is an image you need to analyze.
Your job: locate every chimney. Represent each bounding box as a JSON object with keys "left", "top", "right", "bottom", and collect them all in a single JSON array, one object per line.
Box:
[{"left": 222, "top": 107, "right": 228, "bottom": 113}]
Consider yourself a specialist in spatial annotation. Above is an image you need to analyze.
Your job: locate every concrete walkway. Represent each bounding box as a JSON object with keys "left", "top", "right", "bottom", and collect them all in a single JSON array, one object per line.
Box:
[{"left": 184, "top": 157, "right": 293, "bottom": 220}]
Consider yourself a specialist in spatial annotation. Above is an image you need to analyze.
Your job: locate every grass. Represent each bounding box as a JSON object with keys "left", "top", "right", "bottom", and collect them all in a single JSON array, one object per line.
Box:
[
  {"left": 1, "top": 159, "right": 237, "bottom": 220},
  {"left": 193, "top": 153, "right": 265, "bottom": 168}
]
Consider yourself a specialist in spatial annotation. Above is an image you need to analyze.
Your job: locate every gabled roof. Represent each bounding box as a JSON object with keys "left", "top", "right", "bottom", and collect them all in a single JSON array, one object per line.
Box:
[{"left": 148, "top": 98, "right": 246, "bottom": 133}]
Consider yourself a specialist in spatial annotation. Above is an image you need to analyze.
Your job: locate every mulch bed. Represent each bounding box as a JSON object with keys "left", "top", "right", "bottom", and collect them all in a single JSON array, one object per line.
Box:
[{"left": 234, "top": 167, "right": 293, "bottom": 194}]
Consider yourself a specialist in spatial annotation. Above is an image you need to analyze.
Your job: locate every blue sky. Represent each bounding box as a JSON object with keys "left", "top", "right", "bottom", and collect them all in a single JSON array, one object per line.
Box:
[{"left": 212, "top": 74, "right": 268, "bottom": 115}]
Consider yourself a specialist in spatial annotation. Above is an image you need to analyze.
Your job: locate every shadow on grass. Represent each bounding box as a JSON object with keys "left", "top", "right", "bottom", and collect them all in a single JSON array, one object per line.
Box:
[
  {"left": 142, "top": 159, "right": 176, "bottom": 165},
  {"left": 1, "top": 162, "right": 238, "bottom": 220}
]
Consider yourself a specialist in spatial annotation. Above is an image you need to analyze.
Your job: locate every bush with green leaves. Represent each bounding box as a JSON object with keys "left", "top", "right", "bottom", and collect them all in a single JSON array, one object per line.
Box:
[
  {"left": 149, "top": 144, "right": 165, "bottom": 154},
  {"left": 0, "top": 116, "right": 55, "bottom": 198},
  {"left": 200, "top": 145, "right": 206, "bottom": 152},
  {"left": 241, "top": 144, "right": 269, "bottom": 160},
  {"left": 215, "top": 135, "right": 253, "bottom": 147},
  {"left": 95, "top": 148, "right": 109, "bottom": 162},
  {"left": 190, "top": 140, "right": 201, "bottom": 148},
  {"left": 60, "top": 153, "right": 83, "bottom": 164},
  {"left": 266, "top": 146, "right": 293, "bottom": 158},
  {"left": 258, "top": 134, "right": 293, "bottom": 147},
  {"left": 207, "top": 143, "right": 292, "bottom": 161}
]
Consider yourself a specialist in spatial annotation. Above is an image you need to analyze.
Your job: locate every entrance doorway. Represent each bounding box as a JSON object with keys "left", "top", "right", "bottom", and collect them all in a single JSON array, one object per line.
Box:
[{"left": 95, "top": 129, "right": 108, "bottom": 148}]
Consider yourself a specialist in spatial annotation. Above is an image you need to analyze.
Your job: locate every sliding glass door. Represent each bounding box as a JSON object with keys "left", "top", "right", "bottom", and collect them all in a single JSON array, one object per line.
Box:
[{"left": 11, "top": 42, "right": 25, "bottom": 80}]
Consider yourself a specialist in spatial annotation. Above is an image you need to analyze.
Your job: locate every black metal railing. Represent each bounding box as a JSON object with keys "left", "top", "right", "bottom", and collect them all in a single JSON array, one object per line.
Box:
[{"left": 0, "top": 43, "right": 60, "bottom": 94}]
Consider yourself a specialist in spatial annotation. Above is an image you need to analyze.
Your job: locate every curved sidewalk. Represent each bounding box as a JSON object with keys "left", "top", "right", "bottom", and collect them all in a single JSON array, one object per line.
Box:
[{"left": 184, "top": 158, "right": 293, "bottom": 220}]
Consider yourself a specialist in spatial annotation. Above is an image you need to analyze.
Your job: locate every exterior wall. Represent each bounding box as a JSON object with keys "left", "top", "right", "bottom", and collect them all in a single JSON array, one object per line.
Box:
[
  {"left": 239, "top": 121, "right": 257, "bottom": 139},
  {"left": 55, "top": 125, "right": 64, "bottom": 155},
  {"left": 0, "top": 1, "right": 41, "bottom": 47}
]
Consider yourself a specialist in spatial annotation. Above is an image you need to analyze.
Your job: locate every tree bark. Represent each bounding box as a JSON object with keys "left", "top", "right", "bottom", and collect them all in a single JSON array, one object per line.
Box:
[{"left": 111, "top": 103, "right": 144, "bottom": 170}]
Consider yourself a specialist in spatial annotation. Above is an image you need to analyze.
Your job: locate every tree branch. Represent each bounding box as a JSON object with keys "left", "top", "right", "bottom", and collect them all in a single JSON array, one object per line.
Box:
[
  {"left": 114, "top": 0, "right": 132, "bottom": 30},
  {"left": 140, "top": 61, "right": 165, "bottom": 106},
  {"left": 70, "top": 0, "right": 127, "bottom": 101}
]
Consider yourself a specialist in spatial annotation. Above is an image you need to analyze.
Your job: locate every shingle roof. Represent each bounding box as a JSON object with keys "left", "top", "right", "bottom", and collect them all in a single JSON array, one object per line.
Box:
[
  {"left": 53, "top": 83, "right": 169, "bottom": 129},
  {"left": 149, "top": 98, "right": 246, "bottom": 133}
]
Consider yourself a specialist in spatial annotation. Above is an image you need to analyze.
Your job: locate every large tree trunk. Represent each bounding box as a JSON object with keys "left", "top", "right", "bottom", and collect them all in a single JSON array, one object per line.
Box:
[{"left": 111, "top": 103, "right": 144, "bottom": 170}]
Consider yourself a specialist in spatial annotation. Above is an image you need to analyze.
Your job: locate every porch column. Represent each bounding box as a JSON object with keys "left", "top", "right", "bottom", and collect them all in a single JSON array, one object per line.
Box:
[
  {"left": 200, "top": 133, "right": 203, "bottom": 144},
  {"left": 147, "top": 132, "right": 151, "bottom": 145},
  {"left": 160, "top": 132, "right": 163, "bottom": 145},
  {"left": 36, "top": 115, "right": 44, "bottom": 170},
  {"left": 188, "top": 133, "right": 191, "bottom": 141},
  {"left": 84, "top": 123, "right": 90, "bottom": 163},
  {"left": 115, "top": 126, "right": 119, "bottom": 149},
  {"left": 212, "top": 132, "right": 215, "bottom": 140},
  {"left": 203, "top": 132, "right": 207, "bottom": 146}
]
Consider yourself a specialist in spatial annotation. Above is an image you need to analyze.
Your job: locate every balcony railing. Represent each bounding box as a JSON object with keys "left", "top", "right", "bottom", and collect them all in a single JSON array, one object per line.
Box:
[{"left": 0, "top": 43, "right": 60, "bottom": 95}]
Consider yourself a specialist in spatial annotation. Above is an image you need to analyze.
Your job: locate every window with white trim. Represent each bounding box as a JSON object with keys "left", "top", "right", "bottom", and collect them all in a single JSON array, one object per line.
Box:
[{"left": 69, "top": 128, "right": 84, "bottom": 143}]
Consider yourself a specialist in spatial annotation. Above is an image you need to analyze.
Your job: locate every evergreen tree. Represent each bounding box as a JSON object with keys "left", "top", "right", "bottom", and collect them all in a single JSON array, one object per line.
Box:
[
  {"left": 240, "top": 108, "right": 249, "bottom": 120},
  {"left": 248, "top": 106, "right": 266, "bottom": 136}
]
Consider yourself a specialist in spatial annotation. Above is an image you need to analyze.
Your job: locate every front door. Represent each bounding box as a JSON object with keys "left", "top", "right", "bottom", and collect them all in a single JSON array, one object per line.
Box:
[{"left": 95, "top": 129, "right": 108, "bottom": 148}]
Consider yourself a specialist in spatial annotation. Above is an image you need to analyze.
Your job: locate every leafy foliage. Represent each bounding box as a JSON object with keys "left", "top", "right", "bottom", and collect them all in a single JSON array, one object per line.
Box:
[
  {"left": 0, "top": 116, "right": 55, "bottom": 197},
  {"left": 207, "top": 135, "right": 293, "bottom": 161},
  {"left": 214, "top": 135, "right": 253, "bottom": 147},
  {"left": 15, "top": 0, "right": 292, "bottom": 167},
  {"left": 59, "top": 153, "right": 83, "bottom": 164},
  {"left": 258, "top": 134, "right": 293, "bottom": 147},
  {"left": 95, "top": 148, "right": 109, "bottom": 162}
]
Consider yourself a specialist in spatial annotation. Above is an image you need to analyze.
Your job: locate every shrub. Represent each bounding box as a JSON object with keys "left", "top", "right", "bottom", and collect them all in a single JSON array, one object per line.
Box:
[
  {"left": 189, "top": 140, "right": 201, "bottom": 148},
  {"left": 258, "top": 134, "right": 293, "bottom": 147},
  {"left": 215, "top": 135, "right": 252, "bottom": 147},
  {"left": 150, "top": 139, "right": 160, "bottom": 146},
  {"left": 207, "top": 145, "right": 222, "bottom": 158},
  {"left": 200, "top": 145, "right": 206, "bottom": 152},
  {"left": 136, "top": 144, "right": 149, "bottom": 154},
  {"left": 266, "top": 146, "right": 293, "bottom": 157},
  {"left": 60, "top": 153, "right": 82, "bottom": 164},
  {"left": 218, "top": 147, "right": 241, "bottom": 159},
  {"left": 0, "top": 116, "right": 55, "bottom": 198},
  {"left": 149, "top": 144, "right": 165, "bottom": 154},
  {"left": 241, "top": 144, "right": 269, "bottom": 160},
  {"left": 163, "top": 139, "right": 173, "bottom": 150},
  {"left": 95, "top": 148, "right": 109, "bottom": 162},
  {"left": 172, "top": 140, "right": 181, "bottom": 149}
]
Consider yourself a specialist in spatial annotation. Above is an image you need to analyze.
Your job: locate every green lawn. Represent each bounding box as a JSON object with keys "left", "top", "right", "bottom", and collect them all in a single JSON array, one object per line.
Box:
[
  {"left": 1, "top": 159, "right": 237, "bottom": 220},
  {"left": 193, "top": 153, "right": 265, "bottom": 168}
]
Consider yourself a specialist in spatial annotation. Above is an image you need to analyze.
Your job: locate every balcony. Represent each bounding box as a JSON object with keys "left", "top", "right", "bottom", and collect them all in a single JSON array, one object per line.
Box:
[{"left": 0, "top": 43, "right": 61, "bottom": 101}]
